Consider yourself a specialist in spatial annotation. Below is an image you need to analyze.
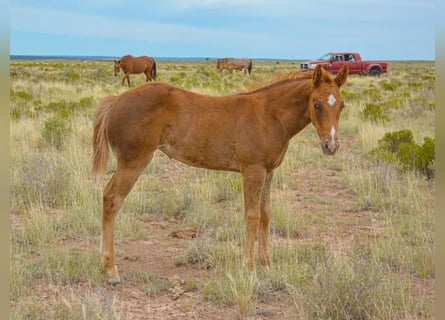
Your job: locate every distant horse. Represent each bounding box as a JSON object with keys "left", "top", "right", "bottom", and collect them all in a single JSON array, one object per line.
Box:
[
  {"left": 217, "top": 58, "right": 252, "bottom": 74},
  {"left": 93, "top": 65, "right": 348, "bottom": 285},
  {"left": 216, "top": 57, "right": 234, "bottom": 69},
  {"left": 218, "top": 62, "right": 242, "bottom": 74},
  {"left": 114, "top": 55, "right": 156, "bottom": 87}
]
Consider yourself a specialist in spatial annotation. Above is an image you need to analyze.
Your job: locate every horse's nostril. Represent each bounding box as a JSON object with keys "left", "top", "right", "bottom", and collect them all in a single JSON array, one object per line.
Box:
[{"left": 325, "top": 141, "right": 330, "bottom": 150}]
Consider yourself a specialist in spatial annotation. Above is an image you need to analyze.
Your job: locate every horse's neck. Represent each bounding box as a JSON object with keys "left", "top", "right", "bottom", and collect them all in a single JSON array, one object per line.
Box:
[{"left": 255, "top": 80, "right": 312, "bottom": 137}]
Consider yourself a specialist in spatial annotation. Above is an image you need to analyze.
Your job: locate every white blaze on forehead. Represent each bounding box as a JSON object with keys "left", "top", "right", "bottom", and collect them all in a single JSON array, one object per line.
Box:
[
  {"left": 330, "top": 126, "right": 336, "bottom": 144},
  {"left": 328, "top": 94, "right": 336, "bottom": 106}
]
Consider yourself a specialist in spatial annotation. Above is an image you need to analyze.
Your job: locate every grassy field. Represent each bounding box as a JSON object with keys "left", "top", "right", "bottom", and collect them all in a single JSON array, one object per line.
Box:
[{"left": 10, "top": 58, "right": 435, "bottom": 319}]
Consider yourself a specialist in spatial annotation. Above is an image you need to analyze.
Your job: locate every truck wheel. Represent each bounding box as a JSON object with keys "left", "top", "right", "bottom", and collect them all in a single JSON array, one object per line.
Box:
[{"left": 369, "top": 68, "right": 382, "bottom": 76}]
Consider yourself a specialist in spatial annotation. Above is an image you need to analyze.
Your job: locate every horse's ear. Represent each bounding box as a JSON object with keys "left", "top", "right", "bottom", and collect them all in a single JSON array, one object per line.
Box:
[
  {"left": 334, "top": 64, "right": 348, "bottom": 87},
  {"left": 312, "top": 65, "right": 325, "bottom": 87}
]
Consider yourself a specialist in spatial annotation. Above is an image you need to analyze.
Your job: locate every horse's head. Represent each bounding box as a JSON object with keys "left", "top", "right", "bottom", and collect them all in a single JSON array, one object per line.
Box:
[
  {"left": 308, "top": 64, "right": 348, "bottom": 155},
  {"left": 114, "top": 60, "right": 121, "bottom": 76}
]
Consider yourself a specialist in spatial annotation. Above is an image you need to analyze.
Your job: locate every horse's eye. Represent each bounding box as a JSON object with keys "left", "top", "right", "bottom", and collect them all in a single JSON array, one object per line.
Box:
[{"left": 314, "top": 101, "right": 321, "bottom": 110}]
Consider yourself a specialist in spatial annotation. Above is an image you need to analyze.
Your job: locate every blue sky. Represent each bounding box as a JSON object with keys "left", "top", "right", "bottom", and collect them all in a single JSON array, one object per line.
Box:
[{"left": 10, "top": 0, "right": 435, "bottom": 60}]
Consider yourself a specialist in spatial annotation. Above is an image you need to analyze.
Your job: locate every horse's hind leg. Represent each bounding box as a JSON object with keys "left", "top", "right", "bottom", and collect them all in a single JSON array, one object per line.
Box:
[
  {"left": 101, "top": 154, "right": 153, "bottom": 284},
  {"left": 144, "top": 70, "right": 152, "bottom": 82}
]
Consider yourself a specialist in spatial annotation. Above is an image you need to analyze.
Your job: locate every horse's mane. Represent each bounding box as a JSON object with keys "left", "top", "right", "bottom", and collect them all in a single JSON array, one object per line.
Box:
[
  {"left": 241, "top": 70, "right": 312, "bottom": 95},
  {"left": 121, "top": 54, "right": 132, "bottom": 60}
]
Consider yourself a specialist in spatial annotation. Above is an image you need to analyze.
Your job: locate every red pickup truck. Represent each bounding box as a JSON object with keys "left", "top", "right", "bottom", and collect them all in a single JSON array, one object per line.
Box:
[{"left": 300, "top": 52, "right": 388, "bottom": 75}]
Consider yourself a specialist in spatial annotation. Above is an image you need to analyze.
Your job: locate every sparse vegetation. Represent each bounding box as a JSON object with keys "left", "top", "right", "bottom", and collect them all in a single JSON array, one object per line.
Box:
[
  {"left": 369, "top": 129, "right": 435, "bottom": 178},
  {"left": 361, "top": 102, "right": 391, "bottom": 123},
  {"left": 10, "top": 59, "right": 434, "bottom": 319}
]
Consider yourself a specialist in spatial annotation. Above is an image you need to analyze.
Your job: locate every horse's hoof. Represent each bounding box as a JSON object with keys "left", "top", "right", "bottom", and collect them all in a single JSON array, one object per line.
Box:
[
  {"left": 108, "top": 278, "right": 122, "bottom": 286},
  {"left": 105, "top": 265, "right": 121, "bottom": 286}
]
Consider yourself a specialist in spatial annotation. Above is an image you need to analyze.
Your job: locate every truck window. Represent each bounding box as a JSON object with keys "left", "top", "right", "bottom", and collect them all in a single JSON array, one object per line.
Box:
[
  {"left": 333, "top": 55, "right": 343, "bottom": 62},
  {"left": 318, "top": 53, "right": 333, "bottom": 61},
  {"left": 345, "top": 54, "right": 355, "bottom": 61}
]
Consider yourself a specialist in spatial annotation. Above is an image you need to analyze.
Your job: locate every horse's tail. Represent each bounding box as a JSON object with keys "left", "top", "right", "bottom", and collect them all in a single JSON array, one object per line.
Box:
[
  {"left": 152, "top": 61, "right": 157, "bottom": 81},
  {"left": 248, "top": 59, "right": 253, "bottom": 74},
  {"left": 92, "top": 95, "right": 117, "bottom": 176}
]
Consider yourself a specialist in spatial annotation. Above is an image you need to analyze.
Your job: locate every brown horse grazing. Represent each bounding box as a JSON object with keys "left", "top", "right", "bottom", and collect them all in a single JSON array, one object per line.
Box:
[
  {"left": 114, "top": 55, "right": 156, "bottom": 87},
  {"left": 93, "top": 64, "right": 348, "bottom": 285},
  {"left": 216, "top": 57, "right": 233, "bottom": 69},
  {"left": 218, "top": 61, "right": 243, "bottom": 74},
  {"left": 217, "top": 58, "right": 252, "bottom": 74}
]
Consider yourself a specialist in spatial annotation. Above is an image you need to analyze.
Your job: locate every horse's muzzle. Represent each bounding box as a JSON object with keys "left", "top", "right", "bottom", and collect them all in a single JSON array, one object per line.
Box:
[{"left": 321, "top": 139, "right": 340, "bottom": 155}]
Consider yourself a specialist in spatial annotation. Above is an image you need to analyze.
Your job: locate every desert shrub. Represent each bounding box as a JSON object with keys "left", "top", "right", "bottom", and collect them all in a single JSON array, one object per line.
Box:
[
  {"left": 38, "top": 100, "right": 75, "bottom": 118},
  {"left": 382, "top": 99, "right": 402, "bottom": 109},
  {"left": 397, "top": 137, "right": 435, "bottom": 178},
  {"left": 408, "top": 81, "right": 423, "bottom": 89},
  {"left": 360, "top": 103, "right": 390, "bottom": 123},
  {"left": 36, "top": 97, "right": 94, "bottom": 118},
  {"left": 340, "top": 89, "right": 358, "bottom": 100},
  {"left": 376, "top": 129, "right": 414, "bottom": 153},
  {"left": 10, "top": 89, "right": 35, "bottom": 119},
  {"left": 379, "top": 79, "right": 402, "bottom": 91},
  {"left": 79, "top": 96, "right": 94, "bottom": 109},
  {"left": 369, "top": 130, "right": 435, "bottom": 178},
  {"left": 42, "top": 116, "right": 71, "bottom": 149},
  {"left": 361, "top": 86, "right": 381, "bottom": 100},
  {"left": 169, "top": 75, "right": 181, "bottom": 83},
  {"left": 11, "top": 90, "right": 33, "bottom": 101}
]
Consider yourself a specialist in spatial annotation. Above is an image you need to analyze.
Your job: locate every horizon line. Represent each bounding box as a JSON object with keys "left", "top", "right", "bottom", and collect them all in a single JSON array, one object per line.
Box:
[{"left": 9, "top": 54, "right": 434, "bottom": 62}]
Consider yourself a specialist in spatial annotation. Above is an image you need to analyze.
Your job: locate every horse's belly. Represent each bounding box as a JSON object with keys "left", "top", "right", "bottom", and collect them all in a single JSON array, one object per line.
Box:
[{"left": 158, "top": 142, "right": 240, "bottom": 172}]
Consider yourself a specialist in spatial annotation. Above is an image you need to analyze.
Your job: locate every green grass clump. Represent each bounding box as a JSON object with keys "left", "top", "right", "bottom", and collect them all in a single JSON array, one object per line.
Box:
[
  {"left": 42, "top": 115, "right": 72, "bottom": 149},
  {"left": 361, "top": 103, "right": 390, "bottom": 123},
  {"left": 379, "top": 78, "right": 402, "bottom": 91},
  {"left": 361, "top": 86, "right": 381, "bottom": 100}
]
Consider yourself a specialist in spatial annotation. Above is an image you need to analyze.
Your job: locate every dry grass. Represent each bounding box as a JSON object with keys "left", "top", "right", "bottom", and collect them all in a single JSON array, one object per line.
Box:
[{"left": 10, "top": 59, "right": 435, "bottom": 319}]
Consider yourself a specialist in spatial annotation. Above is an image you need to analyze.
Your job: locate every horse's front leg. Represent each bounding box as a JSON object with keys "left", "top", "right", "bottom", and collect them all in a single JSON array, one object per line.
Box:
[
  {"left": 241, "top": 165, "right": 267, "bottom": 270},
  {"left": 259, "top": 172, "right": 273, "bottom": 267},
  {"left": 122, "top": 72, "right": 131, "bottom": 87}
]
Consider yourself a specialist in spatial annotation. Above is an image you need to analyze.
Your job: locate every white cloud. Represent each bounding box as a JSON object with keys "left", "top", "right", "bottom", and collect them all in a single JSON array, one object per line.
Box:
[{"left": 10, "top": 5, "right": 290, "bottom": 50}]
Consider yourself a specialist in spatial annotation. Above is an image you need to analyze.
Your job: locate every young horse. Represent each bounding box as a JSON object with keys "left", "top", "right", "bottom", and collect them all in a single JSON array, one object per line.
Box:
[
  {"left": 93, "top": 64, "right": 348, "bottom": 285},
  {"left": 217, "top": 58, "right": 252, "bottom": 74},
  {"left": 114, "top": 55, "right": 156, "bottom": 87}
]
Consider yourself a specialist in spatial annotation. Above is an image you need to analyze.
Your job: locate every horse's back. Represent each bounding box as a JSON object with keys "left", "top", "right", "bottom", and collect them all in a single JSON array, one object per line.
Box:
[
  {"left": 231, "top": 58, "right": 250, "bottom": 67},
  {"left": 107, "top": 82, "right": 249, "bottom": 139}
]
